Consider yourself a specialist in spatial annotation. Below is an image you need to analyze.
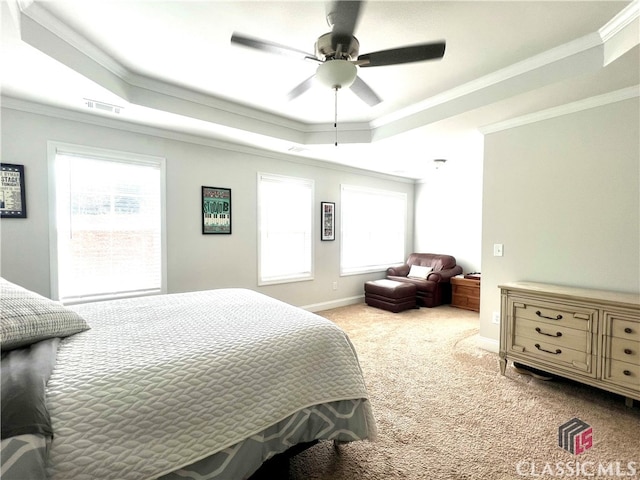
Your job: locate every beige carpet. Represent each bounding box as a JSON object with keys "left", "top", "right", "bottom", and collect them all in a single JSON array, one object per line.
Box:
[{"left": 288, "top": 303, "right": 640, "bottom": 480}]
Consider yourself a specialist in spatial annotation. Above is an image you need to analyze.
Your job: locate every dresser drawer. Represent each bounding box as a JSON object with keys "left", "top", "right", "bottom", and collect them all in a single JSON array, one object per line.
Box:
[
  {"left": 602, "top": 359, "right": 640, "bottom": 391},
  {"left": 510, "top": 335, "right": 594, "bottom": 374},
  {"left": 610, "top": 317, "right": 640, "bottom": 342},
  {"left": 605, "top": 337, "right": 640, "bottom": 364},
  {"left": 514, "top": 317, "right": 589, "bottom": 351},
  {"left": 511, "top": 299, "right": 596, "bottom": 331}
]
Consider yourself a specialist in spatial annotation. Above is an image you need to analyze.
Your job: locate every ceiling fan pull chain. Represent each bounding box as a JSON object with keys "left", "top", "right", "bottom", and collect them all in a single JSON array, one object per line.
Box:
[{"left": 334, "top": 86, "right": 339, "bottom": 146}]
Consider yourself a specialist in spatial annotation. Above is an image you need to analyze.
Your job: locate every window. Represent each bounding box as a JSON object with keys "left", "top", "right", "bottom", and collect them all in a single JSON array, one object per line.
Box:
[
  {"left": 49, "top": 142, "right": 166, "bottom": 303},
  {"left": 340, "top": 184, "right": 407, "bottom": 275},
  {"left": 258, "top": 173, "right": 313, "bottom": 284}
]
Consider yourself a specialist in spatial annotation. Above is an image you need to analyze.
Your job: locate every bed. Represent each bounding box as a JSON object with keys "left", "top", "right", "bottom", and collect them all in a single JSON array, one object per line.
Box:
[{"left": 0, "top": 278, "right": 376, "bottom": 479}]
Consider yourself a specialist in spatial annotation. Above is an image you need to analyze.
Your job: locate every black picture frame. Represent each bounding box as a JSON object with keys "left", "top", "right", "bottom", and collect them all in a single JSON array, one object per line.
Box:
[
  {"left": 202, "top": 186, "right": 231, "bottom": 234},
  {"left": 0, "top": 163, "right": 27, "bottom": 218},
  {"left": 321, "top": 201, "right": 335, "bottom": 241}
]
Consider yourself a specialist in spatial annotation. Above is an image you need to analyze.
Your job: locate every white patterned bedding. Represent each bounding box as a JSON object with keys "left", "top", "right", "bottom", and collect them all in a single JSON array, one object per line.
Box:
[{"left": 41, "top": 288, "right": 375, "bottom": 479}]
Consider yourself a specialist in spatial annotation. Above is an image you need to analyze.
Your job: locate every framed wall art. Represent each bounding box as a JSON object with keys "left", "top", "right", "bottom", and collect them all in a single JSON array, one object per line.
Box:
[
  {"left": 0, "top": 163, "right": 27, "bottom": 218},
  {"left": 202, "top": 186, "right": 231, "bottom": 234},
  {"left": 321, "top": 201, "right": 335, "bottom": 241}
]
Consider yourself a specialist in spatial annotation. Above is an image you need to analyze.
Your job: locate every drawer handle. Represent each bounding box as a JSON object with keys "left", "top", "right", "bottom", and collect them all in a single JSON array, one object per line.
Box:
[
  {"left": 624, "top": 349, "right": 633, "bottom": 355},
  {"left": 535, "top": 343, "right": 561, "bottom": 355},
  {"left": 625, "top": 327, "right": 634, "bottom": 334},
  {"left": 623, "top": 370, "right": 632, "bottom": 376},
  {"left": 535, "top": 327, "right": 562, "bottom": 338},
  {"left": 536, "top": 310, "right": 562, "bottom": 320}
]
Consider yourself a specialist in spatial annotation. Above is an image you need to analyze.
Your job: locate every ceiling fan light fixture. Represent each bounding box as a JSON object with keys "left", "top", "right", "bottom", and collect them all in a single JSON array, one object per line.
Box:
[{"left": 316, "top": 59, "right": 357, "bottom": 89}]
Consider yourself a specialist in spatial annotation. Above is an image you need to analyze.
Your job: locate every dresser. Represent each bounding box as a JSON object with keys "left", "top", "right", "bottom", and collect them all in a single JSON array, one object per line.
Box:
[
  {"left": 499, "top": 282, "right": 640, "bottom": 407},
  {"left": 451, "top": 275, "right": 480, "bottom": 312}
]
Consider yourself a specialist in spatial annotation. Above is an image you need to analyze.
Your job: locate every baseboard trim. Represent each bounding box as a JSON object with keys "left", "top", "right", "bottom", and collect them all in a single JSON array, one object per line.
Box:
[
  {"left": 478, "top": 335, "right": 499, "bottom": 353},
  {"left": 302, "top": 295, "right": 364, "bottom": 312}
]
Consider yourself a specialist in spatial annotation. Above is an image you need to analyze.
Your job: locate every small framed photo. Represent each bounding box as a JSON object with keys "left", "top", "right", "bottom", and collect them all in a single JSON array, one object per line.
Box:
[
  {"left": 321, "top": 201, "right": 335, "bottom": 241},
  {"left": 1, "top": 163, "right": 27, "bottom": 218},
  {"left": 202, "top": 186, "right": 231, "bottom": 234}
]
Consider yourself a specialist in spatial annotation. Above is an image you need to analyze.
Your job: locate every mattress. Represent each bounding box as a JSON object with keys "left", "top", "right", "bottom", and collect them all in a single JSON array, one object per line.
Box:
[{"left": 17, "top": 288, "right": 374, "bottom": 479}]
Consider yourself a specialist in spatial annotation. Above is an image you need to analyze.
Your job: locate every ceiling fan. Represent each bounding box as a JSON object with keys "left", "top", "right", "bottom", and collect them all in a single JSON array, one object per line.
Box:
[{"left": 230, "top": 0, "right": 446, "bottom": 107}]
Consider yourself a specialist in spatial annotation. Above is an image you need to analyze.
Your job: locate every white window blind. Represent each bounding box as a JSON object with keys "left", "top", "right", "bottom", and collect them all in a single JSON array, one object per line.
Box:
[
  {"left": 258, "top": 173, "right": 313, "bottom": 284},
  {"left": 51, "top": 145, "right": 165, "bottom": 303},
  {"left": 341, "top": 184, "right": 407, "bottom": 275}
]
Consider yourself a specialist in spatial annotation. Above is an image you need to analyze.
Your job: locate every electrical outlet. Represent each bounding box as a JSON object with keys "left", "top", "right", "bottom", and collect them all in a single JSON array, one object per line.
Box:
[
  {"left": 332, "top": 281, "right": 338, "bottom": 291},
  {"left": 492, "top": 311, "right": 501, "bottom": 324}
]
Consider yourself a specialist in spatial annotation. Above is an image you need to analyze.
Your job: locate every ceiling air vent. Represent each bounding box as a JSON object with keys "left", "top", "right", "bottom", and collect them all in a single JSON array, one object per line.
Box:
[
  {"left": 84, "top": 99, "right": 123, "bottom": 114},
  {"left": 288, "top": 146, "right": 308, "bottom": 153}
]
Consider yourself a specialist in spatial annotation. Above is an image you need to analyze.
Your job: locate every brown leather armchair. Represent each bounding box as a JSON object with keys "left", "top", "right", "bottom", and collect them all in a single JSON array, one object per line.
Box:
[{"left": 386, "top": 253, "right": 462, "bottom": 307}]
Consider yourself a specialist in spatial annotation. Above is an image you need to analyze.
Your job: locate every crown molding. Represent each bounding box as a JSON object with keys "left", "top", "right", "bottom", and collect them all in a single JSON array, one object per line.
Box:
[
  {"left": 20, "top": 1, "right": 128, "bottom": 79},
  {"left": 479, "top": 86, "right": 639, "bottom": 135},
  {"left": 372, "top": 32, "right": 604, "bottom": 131},
  {"left": 5, "top": 0, "right": 22, "bottom": 32},
  {"left": 13, "top": 0, "right": 640, "bottom": 148},
  {"left": 1, "top": 96, "right": 415, "bottom": 183},
  {"left": 599, "top": 0, "right": 639, "bottom": 42},
  {"left": 17, "top": 1, "right": 320, "bottom": 138},
  {"left": 18, "top": 1, "right": 378, "bottom": 147}
]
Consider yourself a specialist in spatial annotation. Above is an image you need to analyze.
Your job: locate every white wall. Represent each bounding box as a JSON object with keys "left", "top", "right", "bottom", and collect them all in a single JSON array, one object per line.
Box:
[
  {"left": 414, "top": 130, "right": 484, "bottom": 273},
  {"left": 0, "top": 106, "right": 415, "bottom": 309},
  {"left": 480, "top": 97, "right": 640, "bottom": 349}
]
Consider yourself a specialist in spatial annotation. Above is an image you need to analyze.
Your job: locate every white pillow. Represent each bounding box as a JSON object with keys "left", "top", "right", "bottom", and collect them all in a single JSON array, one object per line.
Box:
[{"left": 407, "top": 265, "right": 433, "bottom": 280}]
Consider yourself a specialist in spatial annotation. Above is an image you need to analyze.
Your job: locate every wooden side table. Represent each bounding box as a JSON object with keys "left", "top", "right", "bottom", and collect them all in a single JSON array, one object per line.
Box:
[{"left": 451, "top": 275, "right": 480, "bottom": 312}]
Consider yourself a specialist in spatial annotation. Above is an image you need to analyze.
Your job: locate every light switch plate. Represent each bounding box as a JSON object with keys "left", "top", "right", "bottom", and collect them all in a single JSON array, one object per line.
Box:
[{"left": 493, "top": 243, "right": 504, "bottom": 256}]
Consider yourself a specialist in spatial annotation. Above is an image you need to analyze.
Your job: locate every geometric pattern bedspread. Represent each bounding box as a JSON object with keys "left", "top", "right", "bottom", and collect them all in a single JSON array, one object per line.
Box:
[
  {"left": 1, "top": 434, "right": 50, "bottom": 480},
  {"left": 162, "top": 399, "right": 371, "bottom": 479},
  {"left": 44, "top": 288, "right": 376, "bottom": 480}
]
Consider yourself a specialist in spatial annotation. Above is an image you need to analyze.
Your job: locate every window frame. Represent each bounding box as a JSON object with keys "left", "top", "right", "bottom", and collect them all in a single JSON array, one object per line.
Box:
[
  {"left": 47, "top": 141, "right": 167, "bottom": 303},
  {"left": 257, "top": 172, "right": 314, "bottom": 286},
  {"left": 340, "top": 184, "right": 407, "bottom": 276}
]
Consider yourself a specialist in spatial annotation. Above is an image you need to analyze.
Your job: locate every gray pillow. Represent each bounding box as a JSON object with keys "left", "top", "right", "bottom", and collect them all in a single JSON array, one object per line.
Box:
[{"left": 0, "top": 277, "right": 90, "bottom": 350}]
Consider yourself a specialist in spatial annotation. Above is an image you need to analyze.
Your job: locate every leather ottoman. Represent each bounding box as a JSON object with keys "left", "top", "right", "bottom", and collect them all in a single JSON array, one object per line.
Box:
[{"left": 364, "top": 279, "right": 417, "bottom": 313}]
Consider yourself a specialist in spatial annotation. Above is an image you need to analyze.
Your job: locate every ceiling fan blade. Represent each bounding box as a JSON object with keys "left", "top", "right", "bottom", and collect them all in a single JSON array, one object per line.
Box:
[
  {"left": 329, "top": 0, "right": 362, "bottom": 51},
  {"left": 286, "top": 75, "right": 316, "bottom": 101},
  {"left": 231, "top": 33, "right": 319, "bottom": 62},
  {"left": 330, "top": 0, "right": 362, "bottom": 37},
  {"left": 350, "top": 76, "right": 382, "bottom": 106},
  {"left": 358, "top": 41, "right": 446, "bottom": 67}
]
